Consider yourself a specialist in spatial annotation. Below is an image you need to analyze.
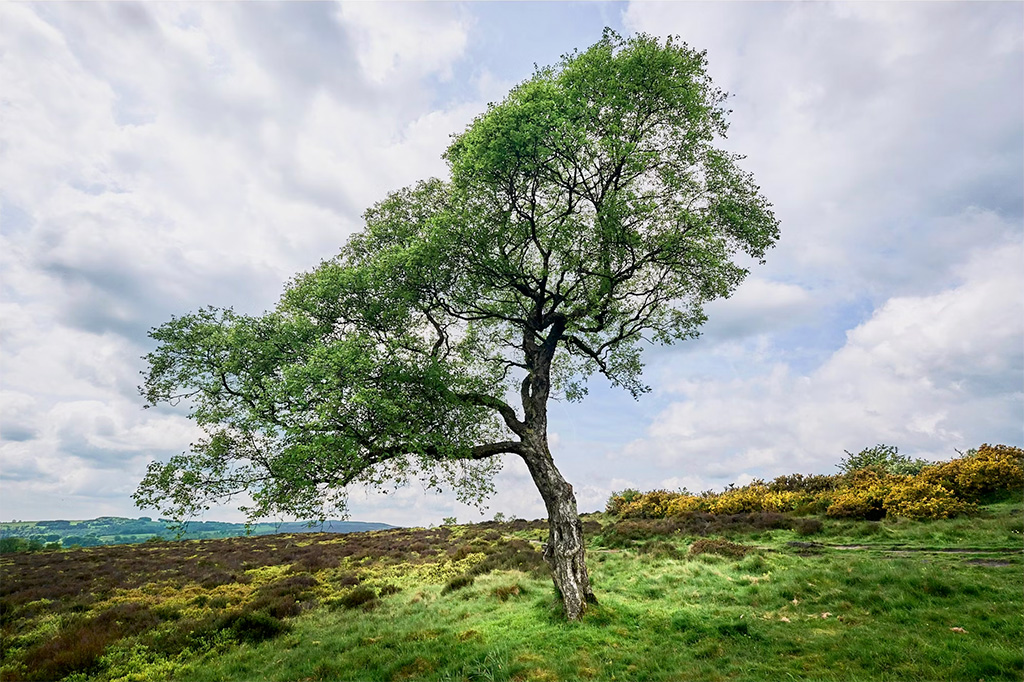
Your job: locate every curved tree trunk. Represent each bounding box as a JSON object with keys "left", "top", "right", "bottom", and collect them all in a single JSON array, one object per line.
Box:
[
  {"left": 517, "top": 321, "right": 595, "bottom": 620},
  {"left": 522, "top": 444, "right": 596, "bottom": 620}
]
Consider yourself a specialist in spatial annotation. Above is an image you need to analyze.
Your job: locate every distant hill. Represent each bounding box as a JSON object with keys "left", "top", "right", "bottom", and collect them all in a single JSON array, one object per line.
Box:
[{"left": 0, "top": 516, "right": 396, "bottom": 550}]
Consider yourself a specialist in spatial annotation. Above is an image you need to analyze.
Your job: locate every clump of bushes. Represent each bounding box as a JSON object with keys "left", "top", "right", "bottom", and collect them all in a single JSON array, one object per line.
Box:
[
  {"left": 837, "top": 444, "right": 930, "bottom": 476},
  {"left": 638, "top": 540, "right": 684, "bottom": 559},
  {"left": 441, "top": 574, "right": 475, "bottom": 594},
  {"left": 250, "top": 573, "right": 320, "bottom": 618},
  {"left": 793, "top": 517, "right": 824, "bottom": 536},
  {"left": 379, "top": 583, "right": 402, "bottom": 597},
  {"left": 825, "top": 468, "right": 892, "bottom": 520},
  {"left": 767, "top": 473, "right": 838, "bottom": 494},
  {"left": 333, "top": 586, "right": 378, "bottom": 610},
  {"left": 605, "top": 488, "right": 644, "bottom": 516},
  {"left": 918, "top": 444, "right": 1024, "bottom": 501},
  {"left": 218, "top": 610, "right": 290, "bottom": 644},
  {"left": 688, "top": 538, "right": 753, "bottom": 559},
  {"left": 882, "top": 479, "right": 973, "bottom": 520},
  {"left": 606, "top": 444, "right": 1022, "bottom": 523}
]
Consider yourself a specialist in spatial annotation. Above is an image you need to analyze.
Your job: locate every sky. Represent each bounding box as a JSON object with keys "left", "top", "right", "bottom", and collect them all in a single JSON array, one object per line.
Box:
[{"left": 1, "top": 2, "right": 1021, "bottom": 527}]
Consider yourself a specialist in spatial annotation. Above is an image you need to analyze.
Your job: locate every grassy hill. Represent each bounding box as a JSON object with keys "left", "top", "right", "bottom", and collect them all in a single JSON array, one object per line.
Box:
[{"left": 1, "top": 498, "right": 1021, "bottom": 681}]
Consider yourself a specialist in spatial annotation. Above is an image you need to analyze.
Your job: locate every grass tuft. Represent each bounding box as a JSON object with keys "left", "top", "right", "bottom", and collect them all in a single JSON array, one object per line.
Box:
[{"left": 441, "top": 574, "right": 475, "bottom": 594}]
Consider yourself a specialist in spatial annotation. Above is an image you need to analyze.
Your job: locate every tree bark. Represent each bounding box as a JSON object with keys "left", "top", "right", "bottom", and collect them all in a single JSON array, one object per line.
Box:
[{"left": 521, "top": 441, "right": 596, "bottom": 621}]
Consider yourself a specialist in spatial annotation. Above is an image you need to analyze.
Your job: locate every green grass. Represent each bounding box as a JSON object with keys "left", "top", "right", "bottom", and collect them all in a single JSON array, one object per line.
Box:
[
  {"left": 2, "top": 502, "right": 1021, "bottom": 681},
  {"left": 176, "top": 549, "right": 1021, "bottom": 682}
]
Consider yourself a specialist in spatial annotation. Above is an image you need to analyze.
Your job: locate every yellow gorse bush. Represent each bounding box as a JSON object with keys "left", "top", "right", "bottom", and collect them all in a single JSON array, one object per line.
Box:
[
  {"left": 607, "top": 444, "right": 1020, "bottom": 522},
  {"left": 664, "top": 494, "right": 703, "bottom": 516},
  {"left": 615, "top": 489, "right": 681, "bottom": 519},
  {"left": 882, "top": 478, "right": 974, "bottom": 519},
  {"left": 918, "top": 444, "right": 1024, "bottom": 501}
]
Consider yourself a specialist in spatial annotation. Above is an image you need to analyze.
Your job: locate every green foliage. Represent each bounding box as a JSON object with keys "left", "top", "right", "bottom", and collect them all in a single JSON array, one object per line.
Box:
[
  {"left": 0, "top": 538, "right": 37, "bottom": 554},
  {"left": 604, "top": 488, "right": 642, "bottom": 515},
  {"left": 0, "top": 517, "right": 393, "bottom": 551},
  {"left": 767, "top": 473, "right": 838, "bottom": 493},
  {"left": 838, "top": 444, "right": 930, "bottom": 476}
]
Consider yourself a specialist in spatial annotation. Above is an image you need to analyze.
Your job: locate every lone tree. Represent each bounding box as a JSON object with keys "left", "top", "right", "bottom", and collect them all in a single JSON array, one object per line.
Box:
[{"left": 136, "top": 31, "right": 779, "bottom": 620}]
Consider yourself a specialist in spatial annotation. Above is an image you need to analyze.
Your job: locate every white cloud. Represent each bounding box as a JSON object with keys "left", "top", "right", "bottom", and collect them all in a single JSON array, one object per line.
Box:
[
  {"left": 625, "top": 2, "right": 1023, "bottom": 296},
  {"left": 697, "top": 277, "right": 819, "bottom": 342},
  {"left": 623, "top": 239, "right": 1024, "bottom": 483},
  {"left": 0, "top": 3, "right": 495, "bottom": 522},
  {"left": 336, "top": 3, "right": 470, "bottom": 83}
]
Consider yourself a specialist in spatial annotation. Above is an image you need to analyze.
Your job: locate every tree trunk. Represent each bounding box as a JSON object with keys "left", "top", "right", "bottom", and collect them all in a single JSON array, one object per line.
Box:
[
  {"left": 518, "top": 320, "right": 594, "bottom": 620},
  {"left": 522, "top": 445, "right": 596, "bottom": 621}
]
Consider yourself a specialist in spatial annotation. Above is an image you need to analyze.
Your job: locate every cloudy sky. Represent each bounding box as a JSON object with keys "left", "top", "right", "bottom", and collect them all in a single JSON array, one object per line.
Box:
[{"left": 1, "top": 2, "right": 1021, "bottom": 526}]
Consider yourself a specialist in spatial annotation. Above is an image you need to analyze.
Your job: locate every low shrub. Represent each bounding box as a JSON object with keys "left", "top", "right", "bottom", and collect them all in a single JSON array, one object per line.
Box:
[
  {"left": 794, "top": 518, "right": 824, "bottom": 536},
  {"left": 219, "top": 610, "right": 290, "bottom": 643},
  {"left": 688, "top": 538, "right": 753, "bottom": 559},
  {"left": 251, "top": 573, "right": 319, "bottom": 618},
  {"left": 598, "top": 519, "right": 680, "bottom": 547},
  {"left": 21, "top": 617, "right": 115, "bottom": 681},
  {"left": 638, "top": 540, "right": 684, "bottom": 560},
  {"left": 335, "top": 573, "right": 361, "bottom": 587},
  {"left": 605, "top": 488, "right": 643, "bottom": 516},
  {"left": 334, "top": 586, "right": 377, "bottom": 610},
  {"left": 468, "top": 538, "right": 546, "bottom": 576},
  {"left": 378, "top": 584, "right": 402, "bottom": 597},
  {"left": 441, "top": 574, "right": 474, "bottom": 594}
]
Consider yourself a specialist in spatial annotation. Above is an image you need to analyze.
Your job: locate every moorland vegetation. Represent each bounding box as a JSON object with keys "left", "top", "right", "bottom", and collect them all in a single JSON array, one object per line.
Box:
[{"left": 1, "top": 444, "right": 1021, "bottom": 681}]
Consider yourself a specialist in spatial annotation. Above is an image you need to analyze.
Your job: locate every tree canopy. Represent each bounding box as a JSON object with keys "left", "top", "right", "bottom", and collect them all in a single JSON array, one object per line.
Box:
[{"left": 136, "top": 30, "right": 779, "bottom": 619}]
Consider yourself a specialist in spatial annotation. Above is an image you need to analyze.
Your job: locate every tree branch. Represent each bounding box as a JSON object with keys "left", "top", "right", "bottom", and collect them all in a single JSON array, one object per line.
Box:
[
  {"left": 455, "top": 391, "right": 527, "bottom": 437},
  {"left": 468, "top": 441, "right": 526, "bottom": 459}
]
